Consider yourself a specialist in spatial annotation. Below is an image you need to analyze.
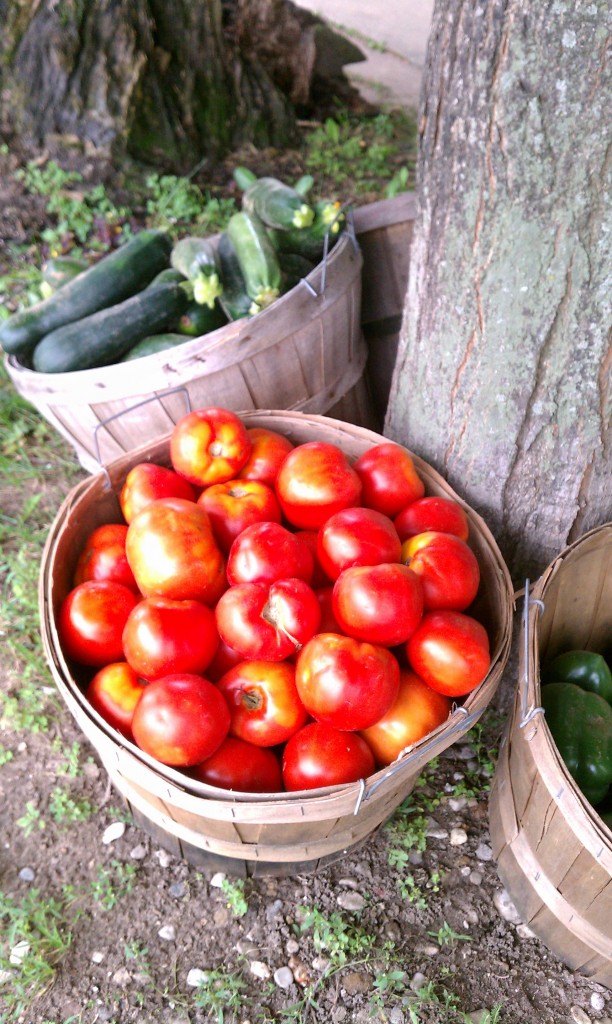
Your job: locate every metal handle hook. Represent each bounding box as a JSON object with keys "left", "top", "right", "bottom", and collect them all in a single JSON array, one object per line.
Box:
[{"left": 518, "top": 579, "right": 545, "bottom": 732}]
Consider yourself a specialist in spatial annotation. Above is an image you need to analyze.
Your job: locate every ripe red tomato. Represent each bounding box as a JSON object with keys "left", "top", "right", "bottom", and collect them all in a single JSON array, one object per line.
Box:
[
  {"left": 125, "top": 497, "right": 226, "bottom": 605},
  {"left": 73, "top": 523, "right": 139, "bottom": 593},
  {"left": 216, "top": 660, "right": 308, "bottom": 746},
  {"left": 295, "top": 633, "right": 400, "bottom": 731},
  {"left": 170, "top": 406, "right": 252, "bottom": 487},
  {"left": 353, "top": 443, "right": 425, "bottom": 518},
  {"left": 205, "top": 635, "right": 244, "bottom": 682},
  {"left": 394, "top": 496, "right": 469, "bottom": 542},
  {"left": 58, "top": 580, "right": 139, "bottom": 667},
  {"left": 131, "top": 672, "right": 230, "bottom": 766},
  {"left": 189, "top": 736, "right": 282, "bottom": 793},
  {"left": 401, "top": 531, "right": 480, "bottom": 611},
  {"left": 197, "top": 479, "right": 282, "bottom": 553},
  {"left": 282, "top": 722, "right": 375, "bottom": 791},
  {"left": 215, "top": 577, "right": 321, "bottom": 661},
  {"left": 332, "top": 563, "right": 424, "bottom": 646},
  {"left": 85, "top": 662, "right": 147, "bottom": 740},
  {"left": 315, "top": 586, "right": 342, "bottom": 633},
  {"left": 316, "top": 506, "right": 402, "bottom": 581},
  {"left": 293, "top": 530, "right": 332, "bottom": 588},
  {"left": 122, "top": 597, "right": 219, "bottom": 680},
  {"left": 360, "top": 668, "right": 452, "bottom": 766},
  {"left": 226, "top": 520, "right": 313, "bottom": 586},
  {"left": 236, "top": 427, "right": 294, "bottom": 485},
  {"left": 119, "top": 462, "right": 196, "bottom": 524},
  {"left": 406, "top": 610, "right": 491, "bottom": 697},
  {"left": 275, "top": 442, "right": 362, "bottom": 529}
]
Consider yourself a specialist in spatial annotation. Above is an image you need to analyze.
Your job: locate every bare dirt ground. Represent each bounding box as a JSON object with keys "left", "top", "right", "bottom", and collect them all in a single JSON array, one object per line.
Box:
[{"left": 1, "top": 137, "right": 611, "bottom": 1024}]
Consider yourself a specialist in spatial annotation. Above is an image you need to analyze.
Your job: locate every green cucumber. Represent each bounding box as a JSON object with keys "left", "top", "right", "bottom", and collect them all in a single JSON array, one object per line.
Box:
[
  {"left": 40, "top": 255, "right": 89, "bottom": 297},
  {"left": 146, "top": 267, "right": 185, "bottom": 287},
  {"left": 268, "top": 200, "right": 346, "bottom": 262},
  {"left": 243, "top": 177, "right": 315, "bottom": 230},
  {"left": 294, "top": 174, "right": 315, "bottom": 198},
  {"left": 32, "top": 281, "right": 190, "bottom": 374},
  {"left": 233, "top": 166, "right": 258, "bottom": 191},
  {"left": 177, "top": 300, "right": 227, "bottom": 336},
  {"left": 226, "top": 211, "right": 282, "bottom": 313},
  {"left": 216, "top": 232, "right": 253, "bottom": 321},
  {"left": 121, "top": 333, "right": 191, "bottom": 361},
  {"left": 170, "top": 237, "right": 222, "bottom": 308},
  {"left": 0, "top": 228, "right": 172, "bottom": 360},
  {"left": 280, "top": 252, "right": 317, "bottom": 292}
]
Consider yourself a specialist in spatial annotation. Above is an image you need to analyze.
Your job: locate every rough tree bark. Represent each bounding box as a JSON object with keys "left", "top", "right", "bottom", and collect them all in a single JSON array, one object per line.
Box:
[
  {"left": 0, "top": 0, "right": 362, "bottom": 171},
  {"left": 385, "top": 0, "right": 611, "bottom": 584}
]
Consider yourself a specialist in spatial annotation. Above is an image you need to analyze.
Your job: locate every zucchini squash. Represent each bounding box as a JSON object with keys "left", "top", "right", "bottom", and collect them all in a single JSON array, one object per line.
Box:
[
  {"left": 0, "top": 229, "right": 172, "bottom": 360},
  {"left": 170, "top": 237, "right": 222, "bottom": 308},
  {"left": 216, "top": 232, "right": 253, "bottom": 321},
  {"left": 233, "top": 166, "right": 258, "bottom": 191},
  {"left": 226, "top": 211, "right": 282, "bottom": 313},
  {"left": 121, "top": 333, "right": 191, "bottom": 361},
  {"left": 146, "top": 267, "right": 186, "bottom": 288},
  {"left": 177, "top": 300, "right": 227, "bottom": 336},
  {"left": 268, "top": 200, "right": 345, "bottom": 262},
  {"left": 243, "top": 176, "right": 315, "bottom": 230},
  {"left": 32, "top": 281, "right": 190, "bottom": 374}
]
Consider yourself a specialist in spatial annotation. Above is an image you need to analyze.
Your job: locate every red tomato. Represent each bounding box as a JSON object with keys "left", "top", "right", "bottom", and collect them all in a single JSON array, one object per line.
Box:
[
  {"left": 226, "top": 521, "right": 313, "bottom": 586},
  {"left": 332, "top": 563, "right": 424, "bottom": 646},
  {"left": 282, "top": 722, "right": 375, "bottom": 791},
  {"left": 406, "top": 610, "right": 491, "bottom": 697},
  {"left": 85, "top": 662, "right": 147, "bottom": 740},
  {"left": 170, "top": 406, "right": 252, "bottom": 487},
  {"left": 360, "top": 668, "right": 452, "bottom": 766},
  {"left": 394, "top": 496, "right": 469, "bottom": 542},
  {"left": 131, "top": 672, "right": 230, "bottom": 766},
  {"left": 205, "top": 636, "right": 244, "bottom": 682},
  {"left": 294, "top": 530, "right": 332, "bottom": 588},
  {"left": 215, "top": 578, "right": 321, "bottom": 661},
  {"left": 275, "top": 442, "right": 362, "bottom": 529},
  {"left": 316, "top": 506, "right": 402, "bottom": 581},
  {"left": 236, "top": 427, "right": 294, "bottom": 485},
  {"left": 197, "top": 479, "right": 282, "bottom": 553},
  {"left": 295, "top": 633, "right": 400, "bottom": 731},
  {"left": 125, "top": 497, "right": 226, "bottom": 605},
  {"left": 401, "top": 531, "right": 480, "bottom": 611},
  {"left": 119, "top": 462, "right": 196, "bottom": 524},
  {"left": 58, "top": 580, "right": 139, "bottom": 667},
  {"left": 73, "top": 523, "right": 139, "bottom": 593},
  {"left": 216, "top": 660, "right": 308, "bottom": 747},
  {"left": 122, "top": 597, "right": 219, "bottom": 680},
  {"left": 353, "top": 443, "right": 425, "bottom": 518},
  {"left": 315, "top": 586, "right": 342, "bottom": 633},
  {"left": 189, "top": 737, "right": 282, "bottom": 793}
]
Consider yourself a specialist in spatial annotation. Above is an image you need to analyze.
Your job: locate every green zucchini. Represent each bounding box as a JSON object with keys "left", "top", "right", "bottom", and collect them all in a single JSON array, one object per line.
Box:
[
  {"left": 40, "top": 255, "right": 89, "bottom": 297},
  {"left": 233, "top": 166, "right": 258, "bottom": 191},
  {"left": 121, "top": 333, "right": 191, "bottom": 361},
  {"left": 146, "top": 267, "right": 185, "bottom": 288},
  {"left": 294, "top": 174, "right": 315, "bottom": 198},
  {"left": 32, "top": 281, "right": 190, "bottom": 374},
  {"left": 243, "top": 177, "right": 315, "bottom": 230},
  {"left": 177, "top": 299, "right": 227, "bottom": 336},
  {"left": 0, "top": 229, "right": 172, "bottom": 360},
  {"left": 170, "top": 237, "right": 222, "bottom": 308},
  {"left": 216, "top": 232, "right": 253, "bottom": 321},
  {"left": 280, "top": 252, "right": 317, "bottom": 292},
  {"left": 226, "top": 211, "right": 282, "bottom": 313},
  {"left": 268, "top": 200, "right": 346, "bottom": 262}
]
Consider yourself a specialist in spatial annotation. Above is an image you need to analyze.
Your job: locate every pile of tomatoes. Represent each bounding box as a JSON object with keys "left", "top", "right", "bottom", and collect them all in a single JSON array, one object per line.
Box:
[{"left": 57, "top": 406, "right": 492, "bottom": 796}]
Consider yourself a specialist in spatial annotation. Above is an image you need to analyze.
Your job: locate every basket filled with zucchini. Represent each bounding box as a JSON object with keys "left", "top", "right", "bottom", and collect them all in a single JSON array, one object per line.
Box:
[{"left": 2, "top": 170, "right": 373, "bottom": 471}]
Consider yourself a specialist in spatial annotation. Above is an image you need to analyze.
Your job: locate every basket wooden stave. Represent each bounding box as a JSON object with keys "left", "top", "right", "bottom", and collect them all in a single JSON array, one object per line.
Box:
[
  {"left": 40, "top": 411, "right": 514, "bottom": 877},
  {"left": 489, "top": 523, "right": 612, "bottom": 987},
  {"left": 6, "top": 232, "right": 376, "bottom": 473}
]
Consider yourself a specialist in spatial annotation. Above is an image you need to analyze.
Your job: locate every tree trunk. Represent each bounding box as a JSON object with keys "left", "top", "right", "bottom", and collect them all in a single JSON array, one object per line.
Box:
[
  {"left": 384, "top": 0, "right": 611, "bottom": 585},
  {"left": 0, "top": 0, "right": 299, "bottom": 171}
]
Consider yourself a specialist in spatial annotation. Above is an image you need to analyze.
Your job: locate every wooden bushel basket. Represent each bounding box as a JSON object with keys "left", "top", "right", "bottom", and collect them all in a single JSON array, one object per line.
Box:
[
  {"left": 39, "top": 411, "right": 514, "bottom": 878},
  {"left": 489, "top": 523, "right": 612, "bottom": 987},
  {"left": 5, "top": 229, "right": 375, "bottom": 474}
]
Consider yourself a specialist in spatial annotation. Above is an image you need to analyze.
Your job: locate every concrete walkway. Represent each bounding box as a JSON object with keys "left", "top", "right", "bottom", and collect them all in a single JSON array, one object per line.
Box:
[{"left": 298, "top": 0, "right": 434, "bottom": 109}]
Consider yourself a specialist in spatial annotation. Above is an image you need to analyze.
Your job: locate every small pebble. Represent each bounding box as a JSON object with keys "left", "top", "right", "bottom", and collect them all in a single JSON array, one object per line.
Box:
[
  {"left": 129, "top": 844, "right": 147, "bottom": 860},
  {"left": 169, "top": 882, "right": 187, "bottom": 899},
  {"left": 450, "top": 827, "right": 468, "bottom": 846},
  {"left": 250, "top": 960, "right": 271, "bottom": 980},
  {"left": 338, "top": 877, "right": 360, "bottom": 889},
  {"left": 426, "top": 825, "right": 449, "bottom": 840},
  {"left": 388, "top": 1009, "right": 404, "bottom": 1024},
  {"left": 154, "top": 849, "right": 173, "bottom": 867},
  {"left": 410, "top": 971, "right": 428, "bottom": 992},
  {"left": 493, "top": 889, "right": 522, "bottom": 925},
  {"left": 286, "top": 938, "right": 300, "bottom": 955},
  {"left": 415, "top": 943, "right": 440, "bottom": 957},
  {"left": 91, "top": 951, "right": 105, "bottom": 964},
  {"left": 337, "top": 891, "right": 366, "bottom": 912},
  {"left": 102, "top": 821, "right": 125, "bottom": 845},
  {"left": 18, "top": 867, "right": 35, "bottom": 882},
  {"left": 516, "top": 923, "right": 535, "bottom": 939},
  {"left": 591, "top": 993, "right": 606, "bottom": 1012},
  {"left": 332, "top": 1009, "right": 348, "bottom": 1023},
  {"left": 158, "top": 924, "right": 176, "bottom": 941},
  {"left": 312, "top": 955, "right": 331, "bottom": 971},
  {"left": 210, "top": 871, "right": 227, "bottom": 888},
  {"left": 475, "top": 842, "right": 493, "bottom": 861},
  {"left": 112, "top": 966, "right": 131, "bottom": 987},
  {"left": 274, "top": 966, "right": 294, "bottom": 989},
  {"left": 470, "top": 870, "right": 483, "bottom": 885},
  {"left": 570, "top": 1008, "right": 591, "bottom": 1024},
  {"left": 186, "top": 968, "right": 207, "bottom": 987},
  {"left": 409, "top": 849, "right": 423, "bottom": 865},
  {"left": 10, "top": 940, "right": 30, "bottom": 965},
  {"left": 449, "top": 797, "right": 468, "bottom": 811}
]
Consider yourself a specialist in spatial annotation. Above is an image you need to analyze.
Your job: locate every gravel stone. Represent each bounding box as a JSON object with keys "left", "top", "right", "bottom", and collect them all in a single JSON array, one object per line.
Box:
[
  {"left": 112, "top": 967, "right": 132, "bottom": 987},
  {"left": 426, "top": 824, "right": 449, "bottom": 840},
  {"left": 591, "top": 993, "right": 606, "bottom": 1012},
  {"left": 410, "top": 971, "right": 428, "bottom": 991},
  {"left": 286, "top": 938, "right": 300, "bottom": 955},
  {"left": 274, "top": 965, "right": 294, "bottom": 989},
  {"left": 570, "top": 1008, "right": 592, "bottom": 1024},
  {"left": 475, "top": 842, "right": 493, "bottom": 861},
  {"left": 129, "top": 844, "right": 147, "bottom": 860},
  {"left": 493, "top": 889, "right": 522, "bottom": 925},
  {"left": 186, "top": 968, "right": 207, "bottom": 987},
  {"left": 210, "top": 871, "right": 227, "bottom": 888},
  {"left": 169, "top": 882, "right": 187, "bottom": 898},
  {"left": 250, "top": 960, "right": 271, "bottom": 980},
  {"left": 469, "top": 870, "right": 484, "bottom": 885},
  {"left": 337, "top": 890, "right": 366, "bottom": 911},
  {"left": 449, "top": 827, "right": 468, "bottom": 845},
  {"left": 18, "top": 866, "right": 35, "bottom": 881},
  {"left": 154, "top": 849, "right": 173, "bottom": 867},
  {"left": 91, "top": 950, "right": 105, "bottom": 963},
  {"left": 158, "top": 924, "right": 176, "bottom": 941},
  {"left": 102, "top": 821, "right": 125, "bottom": 844}
]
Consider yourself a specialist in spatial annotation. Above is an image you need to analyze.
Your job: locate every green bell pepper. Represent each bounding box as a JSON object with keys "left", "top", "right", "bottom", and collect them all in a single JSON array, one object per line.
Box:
[
  {"left": 541, "top": 681, "right": 612, "bottom": 806},
  {"left": 542, "top": 649, "right": 612, "bottom": 704}
]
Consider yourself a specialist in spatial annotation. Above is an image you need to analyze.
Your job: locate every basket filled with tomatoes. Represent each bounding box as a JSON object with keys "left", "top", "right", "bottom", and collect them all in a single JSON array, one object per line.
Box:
[
  {"left": 39, "top": 407, "right": 514, "bottom": 877},
  {"left": 489, "top": 522, "right": 612, "bottom": 987}
]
